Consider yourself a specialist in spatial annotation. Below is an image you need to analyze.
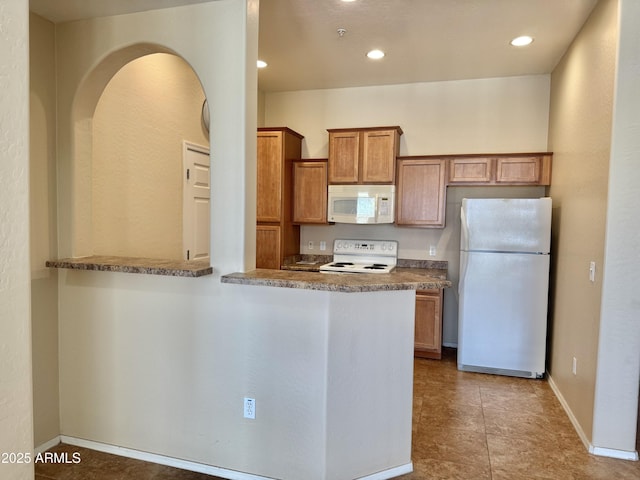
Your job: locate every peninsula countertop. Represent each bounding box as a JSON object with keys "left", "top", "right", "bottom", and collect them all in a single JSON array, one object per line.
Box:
[
  {"left": 46, "top": 255, "right": 213, "bottom": 277},
  {"left": 220, "top": 265, "right": 451, "bottom": 293}
]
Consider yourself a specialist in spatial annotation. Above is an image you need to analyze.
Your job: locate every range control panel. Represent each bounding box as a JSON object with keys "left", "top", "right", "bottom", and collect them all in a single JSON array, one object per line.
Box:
[{"left": 333, "top": 239, "right": 398, "bottom": 256}]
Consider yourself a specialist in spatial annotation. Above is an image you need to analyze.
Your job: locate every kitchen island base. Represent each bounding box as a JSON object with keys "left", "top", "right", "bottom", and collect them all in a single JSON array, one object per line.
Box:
[{"left": 212, "top": 283, "right": 416, "bottom": 480}]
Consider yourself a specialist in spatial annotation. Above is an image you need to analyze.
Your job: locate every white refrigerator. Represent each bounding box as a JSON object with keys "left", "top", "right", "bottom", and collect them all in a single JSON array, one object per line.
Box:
[{"left": 458, "top": 197, "right": 552, "bottom": 379}]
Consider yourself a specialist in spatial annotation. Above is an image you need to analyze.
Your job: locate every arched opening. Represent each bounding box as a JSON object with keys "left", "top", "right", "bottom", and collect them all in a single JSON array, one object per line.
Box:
[{"left": 70, "top": 45, "right": 209, "bottom": 261}]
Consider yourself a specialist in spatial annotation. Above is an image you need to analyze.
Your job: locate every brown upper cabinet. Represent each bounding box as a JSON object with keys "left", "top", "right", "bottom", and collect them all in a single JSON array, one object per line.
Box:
[
  {"left": 448, "top": 153, "right": 552, "bottom": 186},
  {"left": 256, "top": 127, "right": 303, "bottom": 269},
  {"left": 293, "top": 159, "right": 328, "bottom": 224},
  {"left": 396, "top": 157, "right": 447, "bottom": 228},
  {"left": 327, "top": 126, "right": 403, "bottom": 184}
]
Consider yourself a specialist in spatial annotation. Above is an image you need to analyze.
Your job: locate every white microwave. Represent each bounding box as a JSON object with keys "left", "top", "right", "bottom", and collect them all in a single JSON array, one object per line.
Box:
[{"left": 327, "top": 185, "right": 395, "bottom": 224}]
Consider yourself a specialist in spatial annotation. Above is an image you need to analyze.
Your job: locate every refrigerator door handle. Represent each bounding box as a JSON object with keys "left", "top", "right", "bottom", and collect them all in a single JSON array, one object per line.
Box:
[
  {"left": 458, "top": 251, "right": 467, "bottom": 295},
  {"left": 460, "top": 207, "right": 469, "bottom": 251}
]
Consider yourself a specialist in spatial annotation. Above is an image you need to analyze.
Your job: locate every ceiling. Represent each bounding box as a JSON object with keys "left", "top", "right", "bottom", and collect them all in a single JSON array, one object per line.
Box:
[
  {"left": 28, "top": 0, "right": 214, "bottom": 24},
  {"left": 30, "top": 0, "right": 599, "bottom": 93}
]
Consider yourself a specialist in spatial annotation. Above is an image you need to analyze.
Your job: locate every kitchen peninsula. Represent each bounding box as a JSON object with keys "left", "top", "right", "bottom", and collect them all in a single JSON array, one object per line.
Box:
[{"left": 218, "top": 267, "right": 450, "bottom": 480}]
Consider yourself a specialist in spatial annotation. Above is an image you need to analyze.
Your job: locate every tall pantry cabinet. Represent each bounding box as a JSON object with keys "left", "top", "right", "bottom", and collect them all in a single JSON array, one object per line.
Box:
[{"left": 256, "top": 128, "right": 303, "bottom": 269}]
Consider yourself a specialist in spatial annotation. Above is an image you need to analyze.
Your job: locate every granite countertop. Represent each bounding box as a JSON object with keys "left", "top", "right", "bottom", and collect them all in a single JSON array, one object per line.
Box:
[
  {"left": 281, "top": 255, "right": 448, "bottom": 273},
  {"left": 221, "top": 259, "right": 451, "bottom": 293},
  {"left": 46, "top": 255, "right": 213, "bottom": 278},
  {"left": 281, "top": 254, "right": 332, "bottom": 272}
]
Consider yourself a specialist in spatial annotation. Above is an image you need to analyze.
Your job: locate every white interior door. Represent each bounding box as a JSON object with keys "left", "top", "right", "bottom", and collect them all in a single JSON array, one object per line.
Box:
[{"left": 183, "top": 141, "right": 210, "bottom": 262}]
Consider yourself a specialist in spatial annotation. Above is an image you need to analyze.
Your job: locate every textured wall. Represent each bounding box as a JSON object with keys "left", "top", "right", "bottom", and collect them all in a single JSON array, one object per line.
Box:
[
  {"left": 29, "top": 12, "right": 61, "bottom": 448},
  {"left": 591, "top": 0, "right": 640, "bottom": 454},
  {"left": 0, "top": 0, "right": 34, "bottom": 478},
  {"left": 547, "top": 0, "right": 617, "bottom": 443},
  {"left": 265, "top": 75, "right": 550, "bottom": 158},
  {"left": 92, "top": 53, "right": 208, "bottom": 259},
  {"left": 55, "top": 1, "right": 269, "bottom": 475}
]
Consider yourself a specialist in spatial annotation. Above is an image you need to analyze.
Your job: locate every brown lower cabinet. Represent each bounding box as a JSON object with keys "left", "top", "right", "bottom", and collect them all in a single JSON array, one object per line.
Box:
[
  {"left": 414, "top": 289, "right": 443, "bottom": 359},
  {"left": 256, "top": 225, "right": 282, "bottom": 270}
]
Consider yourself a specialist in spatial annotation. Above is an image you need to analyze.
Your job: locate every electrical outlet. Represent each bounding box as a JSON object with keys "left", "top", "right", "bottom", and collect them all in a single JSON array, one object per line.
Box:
[
  {"left": 243, "top": 397, "right": 255, "bottom": 419},
  {"left": 589, "top": 261, "right": 596, "bottom": 283},
  {"left": 572, "top": 357, "right": 577, "bottom": 376},
  {"left": 320, "top": 241, "right": 327, "bottom": 251},
  {"left": 429, "top": 245, "right": 436, "bottom": 256},
  {"left": 308, "top": 241, "right": 314, "bottom": 250}
]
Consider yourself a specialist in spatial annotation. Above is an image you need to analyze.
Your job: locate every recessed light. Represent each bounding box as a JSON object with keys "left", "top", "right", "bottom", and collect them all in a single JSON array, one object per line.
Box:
[
  {"left": 510, "top": 36, "right": 534, "bottom": 47},
  {"left": 366, "top": 49, "right": 385, "bottom": 60},
  {"left": 257, "top": 60, "right": 268, "bottom": 68}
]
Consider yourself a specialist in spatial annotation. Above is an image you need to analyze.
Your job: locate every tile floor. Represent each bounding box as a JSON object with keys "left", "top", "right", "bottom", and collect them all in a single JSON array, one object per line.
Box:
[
  {"left": 36, "top": 348, "right": 640, "bottom": 480},
  {"left": 399, "top": 348, "right": 640, "bottom": 479}
]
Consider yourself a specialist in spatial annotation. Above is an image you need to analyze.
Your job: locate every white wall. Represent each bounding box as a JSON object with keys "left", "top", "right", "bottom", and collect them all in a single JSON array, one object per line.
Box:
[
  {"left": 30, "top": 12, "right": 61, "bottom": 448},
  {"left": 53, "top": 0, "right": 273, "bottom": 475},
  {"left": 0, "top": 0, "right": 34, "bottom": 479},
  {"left": 264, "top": 76, "right": 550, "bottom": 345},
  {"left": 592, "top": 0, "right": 640, "bottom": 455},
  {"left": 547, "top": 0, "right": 640, "bottom": 456},
  {"left": 264, "top": 76, "right": 550, "bottom": 158},
  {"left": 55, "top": 2, "right": 255, "bottom": 268},
  {"left": 49, "top": 2, "right": 415, "bottom": 476},
  {"left": 546, "top": 0, "right": 617, "bottom": 442}
]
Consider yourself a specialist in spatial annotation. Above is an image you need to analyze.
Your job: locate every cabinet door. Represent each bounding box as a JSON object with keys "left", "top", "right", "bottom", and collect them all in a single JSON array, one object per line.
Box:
[
  {"left": 495, "top": 156, "right": 541, "bottom": 184},
  {"left": 414, "top": 289, "right": 443, "bottom": 359},
  {"left": 361, "top": 129, "right": 398, "bottom": 183},
  {"left": 328, "top": 131, "right": 360, "bottom": 184},
  {"left": 448, "top": 157, "right": 492, "bottom": 184},
  {"left": 293, "top": 161, "right": 328, "bottom": 224},
  {"left": 396, "top": 158, "right": 446, "bottom": 227},
  {"left": 256, "top": 225, "right": 281, "bottom": 269},
  {"left": 257, "top": 132, "right": 283, "bottom": 222}
]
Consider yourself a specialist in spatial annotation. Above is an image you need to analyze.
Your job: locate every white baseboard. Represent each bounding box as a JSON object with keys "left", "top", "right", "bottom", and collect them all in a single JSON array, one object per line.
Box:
[
  {"left": 547, "top": 374, "right": 639, "bottom": 461},
  {"left": 60, "top": 437, "right": 270, "bottom": 480},
  {"left": 35, "top": 436, "right": 62, "bottom": 454},
  {"left": 590, "top": 445, "right": 639, "bottom": 461},
  {"left": 357, "top": 463, "right": 413, "bottom": 480},
  {"left": 57, "top": 436, "right": 412, "bottom": 480}
]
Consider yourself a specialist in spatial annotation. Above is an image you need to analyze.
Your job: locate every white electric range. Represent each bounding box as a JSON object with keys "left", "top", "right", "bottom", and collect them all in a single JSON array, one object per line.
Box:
[{"left": 319, "top": 239, "right": 398, "bottom": 274}]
